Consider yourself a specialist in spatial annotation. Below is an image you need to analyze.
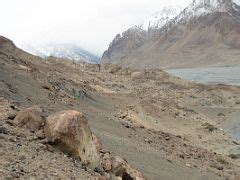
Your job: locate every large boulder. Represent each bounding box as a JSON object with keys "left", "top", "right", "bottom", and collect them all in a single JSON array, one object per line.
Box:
[
  {"left": 44, "top": 110, "right": 100, "bottom": 168},
  {"left": 13, "top": 106, "right": 43, "bottom": 132}
]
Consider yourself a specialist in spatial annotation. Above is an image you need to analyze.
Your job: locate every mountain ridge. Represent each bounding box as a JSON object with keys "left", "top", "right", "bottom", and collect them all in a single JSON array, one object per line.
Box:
[
  {"left": 102, "top": 0, "right": 240, "bottom": 69},
  {"left": 102, "top": 6, "right": 181, "bottom": 64},
  {"left": 21, "top": 43, "right": 100, "bottom": 64}
]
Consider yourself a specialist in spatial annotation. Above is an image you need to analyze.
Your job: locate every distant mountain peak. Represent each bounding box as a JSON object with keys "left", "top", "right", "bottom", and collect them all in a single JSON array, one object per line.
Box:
[
  {"left": 173, "top": 0, "right": 240, "bottom": 24},
  {"left": 20, "top": 43, "right": 100, "bottom": 64},
  {"left": 140, "top": 6, "right": 182, "bottom": 31},
  {"left": 190, "top": 0, "right": 234, "bottom": 11},
  {"left": 192, "top": 0, "right": 227, "bottom": 7},
  {"left": 102, "top": 0, "right": 240, "bottom": 69}
]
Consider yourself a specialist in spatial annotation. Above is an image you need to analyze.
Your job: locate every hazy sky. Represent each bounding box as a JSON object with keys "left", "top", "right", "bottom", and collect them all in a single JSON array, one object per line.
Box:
[{"left": 0, "top": 0, "right": 202, "bottom": 55}]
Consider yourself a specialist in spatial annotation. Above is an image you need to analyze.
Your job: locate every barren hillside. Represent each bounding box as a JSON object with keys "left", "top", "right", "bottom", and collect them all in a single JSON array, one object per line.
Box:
[{"left": 1, "top": 36, "right": 240, "bottom": 179}]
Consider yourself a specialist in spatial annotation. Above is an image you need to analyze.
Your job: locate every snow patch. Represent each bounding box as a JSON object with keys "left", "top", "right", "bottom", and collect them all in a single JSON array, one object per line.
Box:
[{"left": 140, "top": 6, "right": 183, "bottom": 31}]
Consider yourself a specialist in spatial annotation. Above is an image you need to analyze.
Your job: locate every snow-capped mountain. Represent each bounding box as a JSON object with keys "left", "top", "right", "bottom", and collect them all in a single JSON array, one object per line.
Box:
[
  {"left": 140, "top": 6, "right": 182, "bottom": 31},
  {"left": 102, "top": 0, "right": 240, "bottom": 69},
  {"left": 174, "top": 0, "right": 240, "bottom": 23},
  {"left": 102, "top": 6, "right": 182, "bottom": 63},
  {"left": 21, "top": 43, "right": 100, "bottom": 64}
]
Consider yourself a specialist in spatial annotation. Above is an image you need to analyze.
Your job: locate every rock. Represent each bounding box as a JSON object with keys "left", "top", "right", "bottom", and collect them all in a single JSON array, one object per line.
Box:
[
  {"left": 232, "top": 141, "right": 240, "bottom": 145},
  {"left": 119, "top": 112, "right": 127, "bottom": 119},
  {"left": 0, "top": 126, "right": 8, "bottom": 134},
  {"left": 144, "top": 138, "right": 152, "bottom": 144},
  {"left": 39, "top": 139, "right": 48, "bottom": 144},
  {"left": 9, "top": 137, "right": 17, "bottom": 142},
  {"left": 101, "top": 153, "right": 112, "bottom": 172},
  {"left": 94, "top": 166, "right": 105, "bottom": 176},
  {"left": 41, "top": 84, "right": 53, "bottom": 91},
  {"left": 13, "top": 106, "right": 43, "bottom": 132},
  {"left": 35, "top": 130, "right": 45, "bottom": 139},
  {"left": 111, "top": 156, "right": 145, "bottom": 180},
  {"left": 217, "top": 113, "right": 225, "bottom": 117},
  {"left": 166, "top": 158, "right": 172, "bottom": 163},
  {"left": 216, "top": 165, "right": 224, "bottom": 171},
  {"left": 44, "top": 110, "right": 100, "bottom": 168},
  {"left": 0, "top": 134, "right": 5, "bottom": 140},
  {"left": 92, "top": 133, "right": 103, "bottom": 153},
  {"left": 102, "top": 158, "right": 112, "bottom": 172},
  {"left": 94, "top": 176, "right": 107, "bottom": 180},
  {"left": 131, "top": 72, "right": 144, "bottom": 80},
  {"left": 111, "top": 176, "right": 122, "bottom": 180},
  {"left": 211, "top": 163, "right": 224, "bottom": 171},
  {"left": 165, "top": 136, "right": 170, "bottom": 141},
  {"left": 10, "top": 172, "right": 20, "bottom": 178},
  {"left": 176, "top": 135, "right": 182, "bottom": 139},
  {"left": 46, "top": 144, "right": 54, "bottom": 152},
  {"left": 38, "top": 143, "right": 47, "bottom": 151},
  {"left": 122, "top": 123, "right": 131, "bottom": 129},
  {"left": 50, "top": 172, "right": 58, "bottom": 176},
  {"left": 8, "top": 111, "right": 17, "bottom": 120},
  {"left": 10, "top": 101, "right": 20, "bottom": 110},
  {"left": 179, "top": 154, "right": 185, "bottom": 159}
]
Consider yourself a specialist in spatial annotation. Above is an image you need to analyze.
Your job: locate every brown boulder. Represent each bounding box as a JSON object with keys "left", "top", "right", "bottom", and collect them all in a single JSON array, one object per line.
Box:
[
  {"left": 111, "top": 156, "right": 145, "bottom": 180},
  {"left": 13, "top": 106, "right": 43, "bottom": 132},
  {"left": 44, "top": 110, "right": 100, "bottom": 168}
]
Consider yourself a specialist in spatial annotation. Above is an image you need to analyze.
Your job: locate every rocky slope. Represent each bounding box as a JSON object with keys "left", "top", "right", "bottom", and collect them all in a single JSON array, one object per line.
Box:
[
  {"left": 101, "top": 27, "right": 148, "bottom": 66},
  {"left": 1, "top": 36, "right": 240, "bottom": 179},
  {"left": 102, "top": 0, "right": 240, "bottom": 69}
]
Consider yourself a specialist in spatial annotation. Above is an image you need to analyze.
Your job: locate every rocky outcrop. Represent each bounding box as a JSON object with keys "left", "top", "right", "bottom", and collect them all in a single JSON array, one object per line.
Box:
[
  {"left": 13, "top": 106, "right": 43, "bottom": 132},
  {"left": 44, "top": 110, "right": 100, "bottom": 168}
]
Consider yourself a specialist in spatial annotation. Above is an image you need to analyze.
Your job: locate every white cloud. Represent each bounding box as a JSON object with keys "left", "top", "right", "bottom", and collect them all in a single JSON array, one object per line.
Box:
[{"left": 0, "top": 0, "right": 192, "bottom": 55}]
